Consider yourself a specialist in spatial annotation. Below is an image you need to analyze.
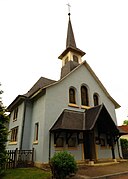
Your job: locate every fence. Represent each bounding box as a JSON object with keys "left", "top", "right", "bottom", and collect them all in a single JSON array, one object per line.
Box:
[{"left": 6, "top": 148, "right": 34, "bottom": 169}]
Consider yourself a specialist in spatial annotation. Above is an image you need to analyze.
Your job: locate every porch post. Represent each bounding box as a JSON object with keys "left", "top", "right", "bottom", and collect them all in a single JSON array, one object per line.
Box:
[
  {"left": 111, "top": 136, "right": 115, "bottom": 160},
  {"left": 111, "top": 144, "right": 115, "bottom": 159},
  {"left": 89, "top": 131, "right": 93, "bottom": 161}
]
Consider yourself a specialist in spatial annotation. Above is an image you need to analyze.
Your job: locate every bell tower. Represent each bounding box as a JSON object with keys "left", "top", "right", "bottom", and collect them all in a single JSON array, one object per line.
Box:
[{"left": 58, "top": 10, "right": 85, "bottom": 78}]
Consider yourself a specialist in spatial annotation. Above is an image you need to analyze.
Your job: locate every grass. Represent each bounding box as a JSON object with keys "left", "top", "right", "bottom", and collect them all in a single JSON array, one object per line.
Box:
[{"left": 1, "top": 167, "right": 51, "bottom": 179}]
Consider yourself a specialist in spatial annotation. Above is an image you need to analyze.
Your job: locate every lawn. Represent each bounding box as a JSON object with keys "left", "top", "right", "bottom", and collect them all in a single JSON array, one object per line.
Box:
[{"left": 1, "top": 167, "right": 51, "bottom": 179}]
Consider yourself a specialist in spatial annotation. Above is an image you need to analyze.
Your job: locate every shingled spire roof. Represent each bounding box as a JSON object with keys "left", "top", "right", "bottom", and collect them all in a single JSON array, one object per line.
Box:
[
  {"left": 66, "top": 14, "right": 76, "bottom": 48},
  {"left": 58, "top": 14, "right": 85, "bottom": 59}
]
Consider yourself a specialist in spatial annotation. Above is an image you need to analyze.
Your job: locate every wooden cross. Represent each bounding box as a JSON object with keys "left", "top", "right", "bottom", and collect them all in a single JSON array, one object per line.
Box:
[{"left": 66, "top": 3, "right": 71, "bottom": 15}]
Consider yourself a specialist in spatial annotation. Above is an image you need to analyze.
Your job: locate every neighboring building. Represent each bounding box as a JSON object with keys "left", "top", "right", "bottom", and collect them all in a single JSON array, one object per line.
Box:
[
  {"left": 7, "top": 13, "right": 123, "bottom": 167},
  {"left": 118, "top": 125, "right": 128, "bottom": 140}
]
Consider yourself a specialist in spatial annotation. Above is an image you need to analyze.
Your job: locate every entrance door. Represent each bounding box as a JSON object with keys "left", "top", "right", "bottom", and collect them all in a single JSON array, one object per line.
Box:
[{"left": 83, "top": 131, "right": 96, "bottom": 160}]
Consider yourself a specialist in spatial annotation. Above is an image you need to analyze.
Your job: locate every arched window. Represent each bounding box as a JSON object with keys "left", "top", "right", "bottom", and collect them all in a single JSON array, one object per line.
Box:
[
  {"left": 81, "top": 86, "right": 89, "bottom": 106},
  {"left": 93, "top": 93, "right": 99, "bottom": 106},
  {"left": 73, "top": 55, "right": 78, "bottom": 63},
  {"left": 69, "top": 88, "right": 76, "bottom": 104}
]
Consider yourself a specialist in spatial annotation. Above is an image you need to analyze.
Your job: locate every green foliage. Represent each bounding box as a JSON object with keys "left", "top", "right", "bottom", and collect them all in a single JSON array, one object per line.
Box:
[
  {"left": 50, "top": 151, "right": 77, "bottom": 179},
  {"left": 123, "top": 120, "right": 128, "bottom": 125},
  {"left": 0, "top": 83, "right": 9, "bottom": 175},
  {"left": 120, "top": 138, "right": 128, "bottom": 148}
]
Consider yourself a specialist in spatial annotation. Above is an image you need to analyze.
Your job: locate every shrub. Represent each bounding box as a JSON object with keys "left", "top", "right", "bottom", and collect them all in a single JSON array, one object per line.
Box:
[
  {"left": 50, "top": 151, "right": 77, "bottom": 179},
  {"left": 120, "top": 138, "right": 128, "bottom": 148},
  {"left": 120, "top": 138, "right": 128, "bottom": 159}
]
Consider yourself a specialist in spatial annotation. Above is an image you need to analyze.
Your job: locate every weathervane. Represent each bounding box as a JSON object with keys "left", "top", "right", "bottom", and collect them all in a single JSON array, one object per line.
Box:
[{"left": 66, "top": 3, "right": 71, "bottom": 16}]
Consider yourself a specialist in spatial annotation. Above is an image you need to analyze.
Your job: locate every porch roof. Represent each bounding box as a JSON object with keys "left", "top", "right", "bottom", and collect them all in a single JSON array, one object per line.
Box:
[
  {"left": 50, "top": 104, "right": 120, "bottom": 135},
  {"left": 50, "top": 109, "right": 85, "bottom": 131}
]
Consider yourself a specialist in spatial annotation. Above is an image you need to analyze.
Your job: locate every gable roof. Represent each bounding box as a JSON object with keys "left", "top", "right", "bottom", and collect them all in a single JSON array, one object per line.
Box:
[
  {"left": 83, "top": 61, "right": 120, "bottom": 109},
  {"left": 50, "top": 104, "right": 119, "bottom": 134},
  {"left": 7, "top": 77, "right": 56, "bottom": 111},
  {"left": 7, "top": 59, "right": 120, "bottom": 111},
  {"left": 118, "top": 125, "right": 128, "bottom": 132},
  {"left": 42, "top": 60, "right": 120, "bottom": 109},
  {"left": 24, "top": 77, "right": 56, "bottom": 98},
  {"left": 50, "top": 109, "right": 85, "bottom": 131},
  {"left": 118, "top": 125, "right": 128, "bottom": 135}
]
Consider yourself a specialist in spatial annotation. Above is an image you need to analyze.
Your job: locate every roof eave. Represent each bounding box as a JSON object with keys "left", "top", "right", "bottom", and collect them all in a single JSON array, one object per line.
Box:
[
  {"left": 58, "top": 47, "right": 85, "bottom": 59},
  {"left": 84, "top": 61, "right": 121, "bottom": 109},
  {"left": 7, "top": 95, "right": 27, "bottom": 112}
]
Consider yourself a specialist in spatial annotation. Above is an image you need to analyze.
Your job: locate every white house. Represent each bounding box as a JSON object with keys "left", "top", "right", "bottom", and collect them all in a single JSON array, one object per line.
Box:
[{"left": 6, "top": 13, "right": 123, "bottom": 167}]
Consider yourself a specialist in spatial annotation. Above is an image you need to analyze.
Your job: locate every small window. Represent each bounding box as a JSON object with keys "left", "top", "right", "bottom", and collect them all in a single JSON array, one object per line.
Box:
[
  {"left": 34, "top": 123, "right": 39, "bottom": 142},
  {"left": 68, "top": 137, "right": 77, "bottom": 147},
  {"left": 65, "top": 57, "right": 68, "bottom": 65},
  {"left": 81, "top": 86, "right": 89, "bottom": 106},
  {"left": 13, "top": 107, "right": 18, "bottom": 121},
  {"left": 73, "top": 55, "right": 78, "bottom": 63},
  {"left": 93, "top": 93, "right": 99, "bottom": 106},
  {"left": 56, "top": 137, "right": 64, "bottom": 147},
  {"left": 69, "top": 88, "right": 76, "bottom": 104},
  {"left": 10, "top": 127, "right": 18, "bottom": 142},
  {"left": 100, "top": 138, "right": 106, "bottom": 147}
]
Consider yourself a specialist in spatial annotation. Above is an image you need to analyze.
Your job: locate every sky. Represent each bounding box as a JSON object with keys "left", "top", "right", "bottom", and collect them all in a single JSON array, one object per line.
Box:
[{"left": 0, "top": 0, "right": 128, "bottom": 125}]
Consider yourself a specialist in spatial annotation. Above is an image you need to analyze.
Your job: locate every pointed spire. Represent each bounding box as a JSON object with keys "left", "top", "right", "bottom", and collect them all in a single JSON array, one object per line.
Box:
[{"left": 66, "top": 14, "right": 77, "bottom": 48}]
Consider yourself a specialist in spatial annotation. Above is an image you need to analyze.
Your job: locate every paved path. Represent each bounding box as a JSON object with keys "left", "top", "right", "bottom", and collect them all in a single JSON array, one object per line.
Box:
[
  {"left": 73, "top": 172, "right": 128, "bottom": 179},
  {"left": 72, "top": 161, "right": 128, "bottom": 179}
]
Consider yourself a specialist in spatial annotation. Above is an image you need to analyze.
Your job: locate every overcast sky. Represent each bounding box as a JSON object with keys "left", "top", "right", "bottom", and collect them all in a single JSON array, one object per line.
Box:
[{"left": 0, "top": 0, "right": 128, "bottom": 125}]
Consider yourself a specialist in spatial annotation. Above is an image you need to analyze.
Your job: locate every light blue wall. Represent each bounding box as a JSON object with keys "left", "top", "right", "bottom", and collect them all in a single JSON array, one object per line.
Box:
[
  {"left": 96, "top": 143, "right": 119, "bottom": 159},
  {"left": 41, "top": 64, "right": 118, "bottom": 162},
  {"left": 50, "top": 134, "right": 83, "bottom": 161},
  {"left": 7, "top": 63, "right": 118, "bottom": 163},
  {"left": 6, "top": 102, "right": 25, "bottom": 150},
  {"left": 30, "top": 95, "right": 46, "bottom": 163}
]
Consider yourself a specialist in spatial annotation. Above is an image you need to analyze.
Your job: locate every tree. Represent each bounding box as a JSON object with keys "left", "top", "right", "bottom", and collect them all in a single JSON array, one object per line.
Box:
[
  {"left": 123, "top": 120, "right": 128, "bottom": 125},
  {"left": 0, "top": 83, "right": 9, "bottom": 175}
]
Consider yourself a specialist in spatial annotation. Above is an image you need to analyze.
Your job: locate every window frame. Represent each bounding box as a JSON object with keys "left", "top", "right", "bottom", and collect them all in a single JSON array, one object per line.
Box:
[
  {"left": 56, "top": 137, "right": 64, "bottom": 148},
  {"left": 13, "top": 107, "right": 18, "bottom": 122},
  {"left": 73, "top": 55, "right": 78, "bottom": 63},
  {"left": 68, "top": 136, "right": 77, "bottom": 148},
  {"left": 10, "top": 126, "right": 18, "bottom": 142},
  {"left": 81, "top": 85, "right": 89, "bottom": 106},
  {"left": 69, "top": 87, "right": 76, "bottom": 104},
  {"left": 34, "top": 122, "right": 39, "bottom": 142},
  {"left": 65, "top": 57, "right": 69, "bottom": 65},
  {"left": 93, "top": 93, "right": 99, "bottom": 106}
]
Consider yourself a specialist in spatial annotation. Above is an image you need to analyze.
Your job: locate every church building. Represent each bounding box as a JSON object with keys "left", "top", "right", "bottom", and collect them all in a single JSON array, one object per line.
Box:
[{"left": 6, "top": 12, "right": 123, "bottom": 167}]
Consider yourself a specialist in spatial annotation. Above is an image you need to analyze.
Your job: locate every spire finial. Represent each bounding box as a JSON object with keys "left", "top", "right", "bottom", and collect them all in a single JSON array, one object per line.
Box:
[{"left": 66, "top": 3, "right": 71, "bottom": 16}]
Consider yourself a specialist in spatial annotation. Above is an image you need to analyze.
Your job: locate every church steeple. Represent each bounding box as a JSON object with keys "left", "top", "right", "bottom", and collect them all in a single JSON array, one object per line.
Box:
[
  {"left": 58, "top": 11, "right": 85, "bottom": 78},
  {"left": 66, "top": 14, "right": 76, "bottom": 48}
]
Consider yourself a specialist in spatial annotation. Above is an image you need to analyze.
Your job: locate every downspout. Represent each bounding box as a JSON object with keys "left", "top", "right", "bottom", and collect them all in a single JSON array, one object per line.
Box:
[
  {"left": 49, "top": 132, "right": 51, "bottom": 162},
  {"left": 20, "top": 99, "right": 27, "bottom": 150}
]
